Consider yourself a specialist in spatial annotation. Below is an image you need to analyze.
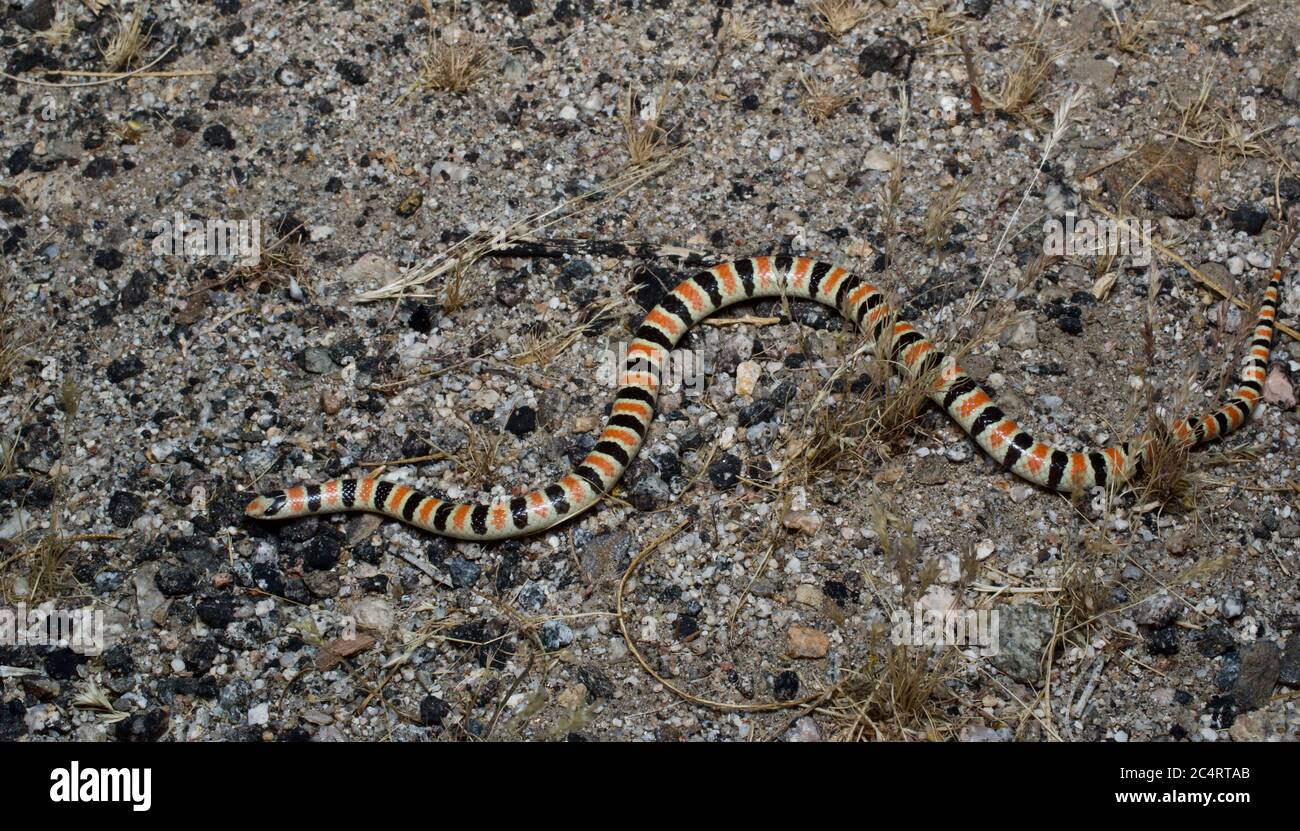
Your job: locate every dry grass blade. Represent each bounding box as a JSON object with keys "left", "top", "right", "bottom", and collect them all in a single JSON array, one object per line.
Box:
[
  {"left": 1107, "top": 5, "right": 1156, "bottom": 54},
  {"left": 101, "top": 4, "right": 148, "bottom": 72},
  {"left": 989, "top": 18, "right": 1067, "bottom": 125},
  {"left": 799, "top": 73, "right": 853, "bottom": 122},
  {"left": 511, "top": 298, "right": 623, "bottom": 366},
  {"left": 0, "top": 286, "right": 27, "bottom": 389},
  {"left": 821, "top": 642, "right": 959, "bottom": 741},
  {"left": 919, "top": 1, "right": 964, "bottom": 44},
  {"left": 812, "top": 0, "right": 872, "bottom": 37}
]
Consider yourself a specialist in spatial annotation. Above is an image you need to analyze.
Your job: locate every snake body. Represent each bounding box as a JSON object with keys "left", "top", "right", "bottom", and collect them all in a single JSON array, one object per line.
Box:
[{"left": 246, "top": 256, "right": 1286, "bottom": 540}]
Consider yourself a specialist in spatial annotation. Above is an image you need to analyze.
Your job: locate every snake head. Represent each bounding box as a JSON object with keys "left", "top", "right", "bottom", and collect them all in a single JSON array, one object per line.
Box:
[{"left": 244, "top": 492, "right": 286, "bottom": 518}]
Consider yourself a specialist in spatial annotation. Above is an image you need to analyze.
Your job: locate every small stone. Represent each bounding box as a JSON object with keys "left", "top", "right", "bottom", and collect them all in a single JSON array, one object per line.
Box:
[
  {"left": 505, "top": 406, "right": 537, "bottom": 437},
  {"left": 541, "top": 620, "right": 574, "bottom": 651},
  {"left": 1233, "top": 641, "right": 1281, "bottom": 711},
  {"left": 202, "top": 124, "right": 236, "bottom": 150},
  {"left": 448, "top": 556, "right": 481, "bottom": 588},
  {"left": 773, "top": 670, "right": 800, "bottom": 701},
  {"left": 1264, "top": 364, "right": 1296, "bottom": 409},
  {"left": 735, "top": 361, "right": 761, "bottom": 397},
  {"left": 787, "top": 624, "right": 830, "bottom": 658},
  {"left": 419, "top": 695, "right": 450, "bottom": 726},
  {"left": 782, "top": 509, "right": 823, "bottom": 535},
  {"left": 352, "top": 597, "right": 394, "bottom": 632},
  {"left": 299, "top": 347, "right": 336, "bottom": 374},
  {"left": 789, "top": 716, "right": 821, "bottom": 742},
  {"left": 992, "top": 604, "right": 1053, "bottom": 684},
  {"left": 247, "top": 703, "right": 269, "bottom": 726},
  {"left": 303, "top": 570, "right": 339, "bottom": 598},
  {"left": 1057, "top": 315, "right": 1084, "bottom": 335},
  {"left": 708, "top": 453, "right": 742, "bottom": 489},
  {"left": 155, "top": 565, "right": 198, "bottom": 597},
  {"left": 861, "top": 148, "right": 896, "bottom": 171},
  {"left": 1277, "top": 634, "right": 1300, "bottom": 688},
  {"left": 1008, "top": 485, "right": 1034, "bottom": 503},
  {"left": 945, "top": 442, "right": 972, "bottom": 463},
  {"left": 1134, "top": 591, "right": 1180, "bottom": 627},
  {"left": 1002, "top": 316, "right": 1038, "bottom": 348},
  {"left": 335, "top": 59, "right": 369, "bottom": 85},
  {"left": 1227, "top": 206, "right": 1268, "bottom": 235},
  {"left": 857, "top": 37, "right": 915, "bottom": 79},
  {"left": 794, "top": 584, "right": 823, "bottom": 608},
  {"left": 196, "top": 596, "right": 236, "bottom": 629},
  {"left": 320, "top": 389, "right": 345, "bottom": 415},
  {"left": 106, "top": 356, "right": 146, "bottom": 386},
  {"left": 107, "top": 491, "right": 144, "bottom": 527},
  {"left": 314, "top": 634, "right": 376, "bottom": 671}
]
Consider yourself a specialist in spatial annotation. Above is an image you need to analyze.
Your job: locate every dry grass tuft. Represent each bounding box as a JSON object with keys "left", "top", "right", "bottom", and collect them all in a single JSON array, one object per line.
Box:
[
  {"left": 414, "top": 34, "right": 488, "bottom": 94},
  {"left": 919, "top": 1, "right": 964, "bottom": 44},
  {"left": 101, "top": 4, "right": 148, "bottom": 71},
  {"left": 621, "top": 84, "right": 674, "bottom": 167},
  {"left": 1163, "top": 76, "right": 1273, "bottom": 168},
  {"left": 812, "top": 0, "right": 872, "bottom": 37},
  {"left": 0, "top": 287, "right": 25, "bottom": 389},
  {"left": 799, "top": 73, "right": 854, "bottom": 122},
  {"left": 923, "top": 180, "right": 969, "bottom": 253},
  {"left": 822, "top": 636, "right": 959, "bottom": 741},
  {"left": 1106, "top": 5, "right": 1156, "bottom": 54},
  {"left": 989, "top": 21, "right": 1065, "bottom": 124}
]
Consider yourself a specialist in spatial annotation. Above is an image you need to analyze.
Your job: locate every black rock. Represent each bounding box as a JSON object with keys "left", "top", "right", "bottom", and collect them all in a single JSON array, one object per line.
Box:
[
  {"left": 107, "top": 355, "right": 145, "bottom": 384},
  {"left": 857, "top": 37, "right": 916, "bottom": 79},
  {"left": 83, "top": 156, "right": 117, "bottom": 179},
  {"left": 335, "top": 59, "right": 369, "bottom": 85},
  {"left": 93, "top": 248, "right": 124, "bottom": 270},
  {"left": 202, "top": 124, "right": 236, "bottom": 150},
  {"left": 1280, "top": 633, "right": 1300, "bottom": 688},
  {"left": 738, "top": 399, "right": 777, "bottom": 427},
  {"left": 1233, "top": 641, "right": 1281, "bottom": 711},
  {"left": 505, "top": 405, "right": 537, "bottom": 437},
  {"left": 1146, "top": 626, "right": 1179, "bottom": 656},
  {"left": 1198, "top": 624, "right": 1236, "bottom": 658},
  {"left": 574, "top": 665, "right": 615, "bottom": 701},
  {"left": 114, "top": 709, "right": 169, "bottom": 742},
  {"left": 118, "top": 270, "right": 153, "bottom": 310},
  {"left": 17, "top": 0, "right": 56, "bottom": 31},
  {"left": 0, "top": 195, "right": 24, "bottom": 217},
  {"left": 181, "top": 638, "right": 218, "bottom": 674},
  {"left": 196, "top": 595, "right": 237, "bottom": 629},
  {"left": 740, "top": 93, "right": 760, "bottom": 111},
  {"left": 708, "top": 453, "right": 742, "bottom": 489},
  {"left": 774, "top": 670, "right": 800, "bottom": 701},
  {"left": 557, "top": 259, "right": 593, "bottom": 290},
  {"left": 1205, "top": 694, "right": 1237, "bottom": 729},
  {"left": 673, "top": 615, "right": 700, "bottom": 641},
  {"left": 419, "top": 694, "right": 450, "bottom": 726},
  {"left": 1057, "top": 315, "right": 1084, "bottom": 335},
  {"left": 508, "top": 0, "right": 535, "bottom": 16},
  {"left": 155, "top": 564, "right": 199, "bottom": 596},
  {"left": 107, "top": 490, "right": 144, "bottom": 527},
  {"left": 301, "top": 534, "right": 341, "bottom": 570},
  {"left": 1227, "top": 206, "right": 1268, "bottom": 236},
  {"left": 409, "top": 303, "right": 434, "bottom": 333},
  {"left": 448, "top": 556, "right": 481, "bottom": 588},
  {"left": 963, "top": 0, "right": 994, "bottom": 19},
  {"left": 360, "top": 574, "right": 389, "bottom": 594},
  {"left": 44, "top": 647, "right": 87, "bottom": 680}
]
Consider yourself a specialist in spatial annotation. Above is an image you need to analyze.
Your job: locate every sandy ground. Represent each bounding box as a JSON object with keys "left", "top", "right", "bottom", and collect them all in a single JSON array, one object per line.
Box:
[{"left": 1, "top": 0, "right": 1299, "bottom": 742}]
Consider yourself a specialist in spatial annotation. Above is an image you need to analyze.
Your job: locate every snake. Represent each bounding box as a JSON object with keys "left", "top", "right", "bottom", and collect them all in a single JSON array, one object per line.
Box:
[{"left": 245, "top": 255, "right": 1288, "bottom": 540}]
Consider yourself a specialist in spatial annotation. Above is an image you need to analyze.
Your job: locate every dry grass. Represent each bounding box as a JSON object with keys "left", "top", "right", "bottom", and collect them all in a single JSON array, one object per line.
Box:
[
  {"left": 799, "top": 74, "right": 853, "bottom": 122},
  {"left": 413, "top": 34, "right": 488, "bottom": 94},
  {"left": 621, "top": 84, "right": 673, "bottom": 167},
  {"left": 812, "top": 0, "right": 872, "bottom": 37},
  {"left": 989, "top": 21, "right": 1064, "bottom": 124},
  {"left": 0, "top": 287, "right": 25, "bottom": 389},
  {"left": 100, "top": 4, "right": 148, "bottom": 71},
  {"left": 1106, "top": 5, "right": 1156, "bottom": 55},
  {"left": 404, "top": 0, "right": 488, "bottom": 97},
  {"left": 439, "top": 257, "right": 474, "bottom": 313},
  {"left": 511, "top": 297, "right": 623, "bottom": 366},
  {"left": 919, "top": 1, "right": 964, "bottom": 44},
  {"left": 923, "top": 179, "right": 969, "bottom": 253},
  {"left": 230, "top": 233, "right": 305, "bottom": 294},
  {"left": 1162, "top": 76, "right": 1276, "bottom": 169},
  {"left": 821, "top": 642, "right": 960, "bottom": 740}
]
